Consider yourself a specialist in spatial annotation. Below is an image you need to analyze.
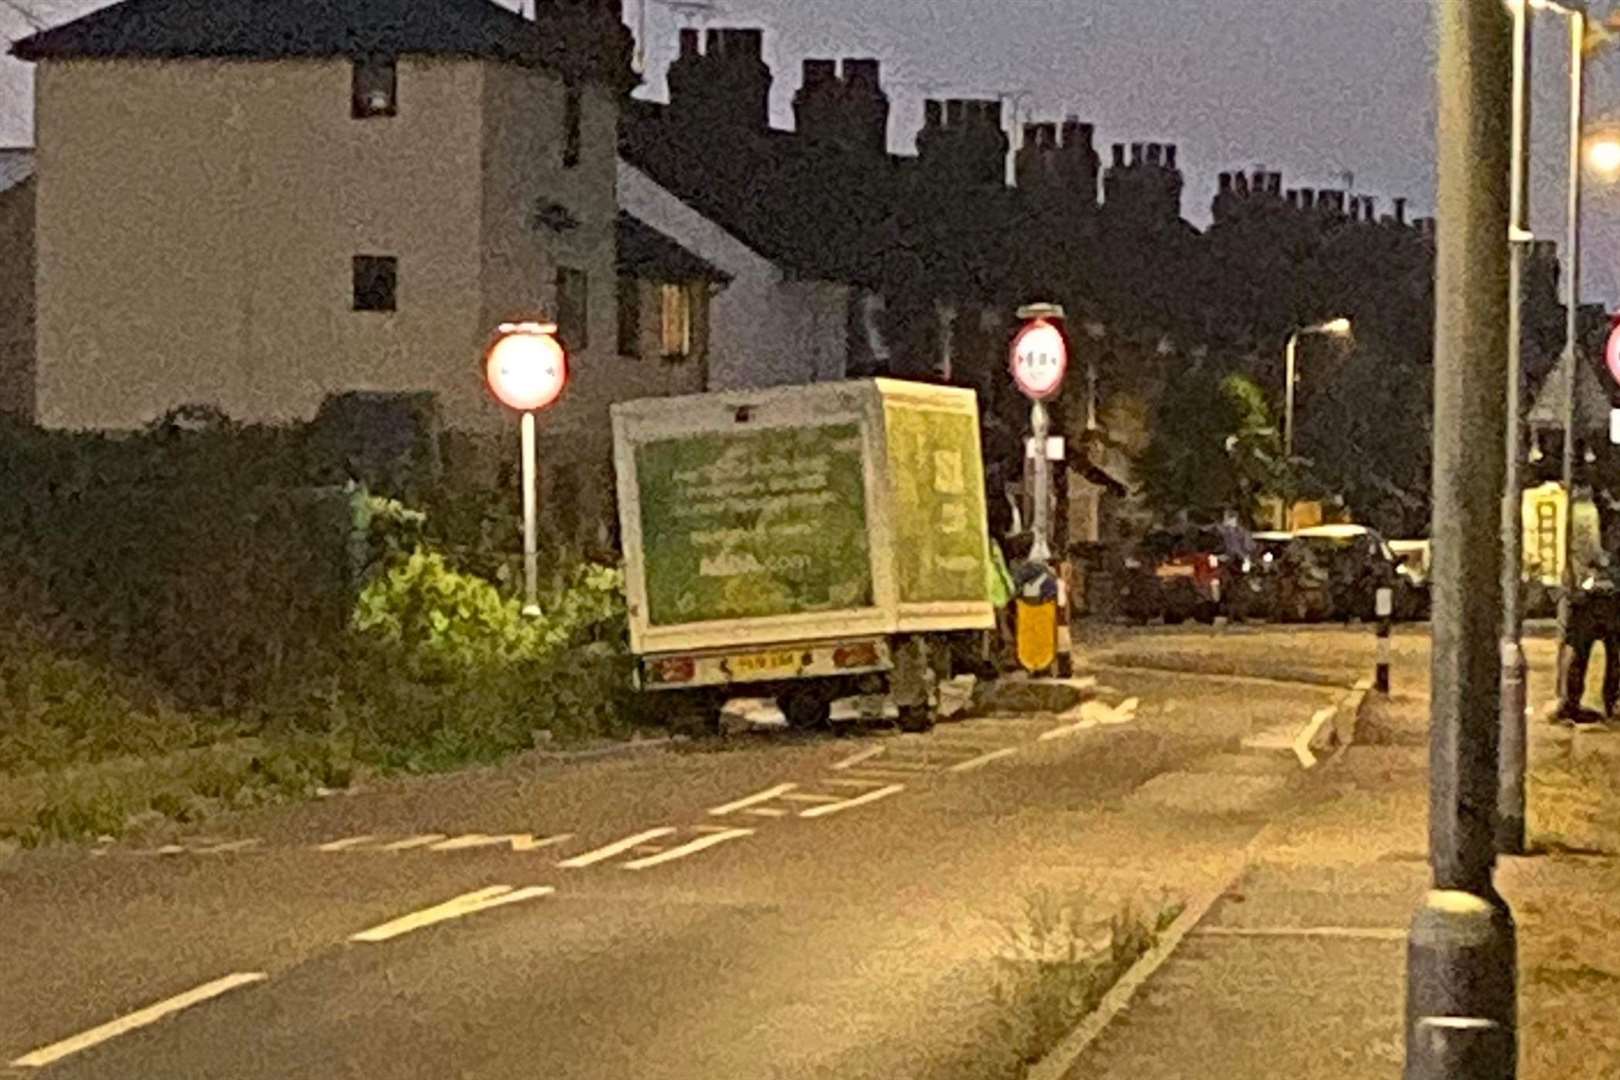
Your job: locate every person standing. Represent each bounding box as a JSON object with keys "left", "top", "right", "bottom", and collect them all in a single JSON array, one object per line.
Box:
[{"left": 1558, "top": 477, "right": 1620, "bottom": 723}]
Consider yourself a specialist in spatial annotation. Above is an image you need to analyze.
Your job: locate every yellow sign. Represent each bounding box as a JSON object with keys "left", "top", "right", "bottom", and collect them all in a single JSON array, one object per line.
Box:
[
  {"left": 1016, "top": 599, "right": 1058, "bottom": 674},
  {"left": 731, "top": 650, "right": 800, "bottom": 677}
]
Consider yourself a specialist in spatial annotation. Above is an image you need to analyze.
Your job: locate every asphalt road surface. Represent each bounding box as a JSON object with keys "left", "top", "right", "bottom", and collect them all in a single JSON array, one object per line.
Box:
[{"left": 0, "top": 644, "right": 1368, "bottom": 1080}]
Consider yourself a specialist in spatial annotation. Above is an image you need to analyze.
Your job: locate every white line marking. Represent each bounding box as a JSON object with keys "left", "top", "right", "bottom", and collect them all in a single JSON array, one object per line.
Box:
[
  {"left": 426, "top": 833, "right": 572, "bottom": 853},
  {"left": 799, "top": 784, "right": 905, "bottom": 818},
  {"left": 9, "top": 973, "right": 268, "bottom": 1068},
  {"left": 847, "top": 758, "right": 935, "bottom": 772},
  {"left": 708, "top": 782, "right": 798, "bottom": 816},
  {"left": 948, "top": 747, "right": 1019, "bottom": 772},
  {"left": 195, "top": 839, "right": 261, "bottom": 854},
  {"left": 1038, "top": 718, "right": 1099, "bottom": 740},
  {"left": 1195, "top": 926, "right": 1407, "bottom": 941},
  {"left": 831, "top": 746, "right": 886, "bottom": 770},
  {"left": 1293, "top": 706, "right": 1338, "bottom": 768},
  {"left": 825, "top": 778, "right": 890, "bottom": 789},
  {"left": 556, "top": 827, "right": 677, "bottom": 869},
  {"left": 621, "top": 828, "right": 753, "bottom": 869},
  {"left": 691, "top": 824, "right": 744, "bottom": 834},
  {"left": 381, "top": 834, "right": 448, "bottom": 851},
  {"left": 317, "top": 835, "right": 376, "bottom": 852},
  {"left": 743, "top": 808, "right": 787, "bottom": 818},
  {"left": 349, "top": 885, "right": 553, "bottom": 943},
  {"left": 781, "top": 792, "right": 845, "bottom": 804},
  {"left": 155, "top": 844, "right": 186, "bottom": 856}
]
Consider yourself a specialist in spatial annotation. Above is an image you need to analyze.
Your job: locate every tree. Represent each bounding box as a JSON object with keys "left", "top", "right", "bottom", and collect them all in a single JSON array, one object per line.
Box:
[{"left": 1135, "top": 363, "right": 1282, "bottom": 526}]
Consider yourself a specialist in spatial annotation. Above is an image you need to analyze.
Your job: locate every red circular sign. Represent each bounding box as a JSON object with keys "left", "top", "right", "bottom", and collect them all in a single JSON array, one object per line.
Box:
[
  {"left": 1009, "top": 318, "right": 1069, "bottom": 400},
  {"left": 485, "top": 322, "right": 568, "bottom": 412},
  {"left": 1606, "top": 321, "right": 1620, "bottom": 386}
]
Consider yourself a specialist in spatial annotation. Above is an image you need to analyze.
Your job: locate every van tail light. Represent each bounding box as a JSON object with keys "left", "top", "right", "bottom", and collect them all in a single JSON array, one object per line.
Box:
[
  {"left": 649, "top": 657, "right": 696, "bottom": 684},
  {"left": 834, "top": 642, "right": 881, "bottom": 669}
]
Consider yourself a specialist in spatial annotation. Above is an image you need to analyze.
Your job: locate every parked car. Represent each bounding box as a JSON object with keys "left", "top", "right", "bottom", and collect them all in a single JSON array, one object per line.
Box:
[
  {"left": 1226, "top": 530, "right": 1340, "bottom": 623},
  {"left": 1120, "top": 525, "right": 1251, "bottom": 624},
  {"left": 1290, "top": 525, "right": 1425, "bottom": 620}
]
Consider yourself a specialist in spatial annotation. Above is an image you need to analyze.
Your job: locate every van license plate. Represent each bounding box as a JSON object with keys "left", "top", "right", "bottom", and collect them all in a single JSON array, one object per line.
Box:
[{"left": 732, "top": 650, "right": 800, "bottom": 676}]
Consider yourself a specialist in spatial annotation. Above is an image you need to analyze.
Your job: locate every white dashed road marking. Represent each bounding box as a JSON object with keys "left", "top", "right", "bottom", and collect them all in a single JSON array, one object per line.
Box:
[
  {"left": 781, "top": 792, "right": 845, "bottom": 804},
  {"left": 194, "top": 839, "right": 261, "bottom": 854},
  {"left": 316, "top": 836, "right": 377, "bottom": 852},
  {"left": 9, "top": 973, "right": 268, "bottom": 1069},
  {"left": 831, "top": 746, "right": 887, "bottom": 770},
  {"left": 349, "top": 885, "right": 554, "bottom": 944},
  {"left": 429, "top": 833, "right": 573, "bottom": 853},
  {"left": 825, "top": 778, "right": 891, "bottom": 789},
  {"left": 380, "top": 834, "right": 448, "bottom": 851},
  {"left": 948, "top": 747, "right": 1019, "bottom": 773},
  {"left": 743, "top": 808, "right": 787, "bottom": 818},
  {"left": 798, "top": 784, "right": 905, "bottom": 818},
  {"left": 556, "top": 827, "right": 678, "bottom": 869},
  {"left": 708, "top": 783, "right": 799, "bottom": 816},
  {"left": 621, "top": 828, "right": 754, "bottom": 870}
]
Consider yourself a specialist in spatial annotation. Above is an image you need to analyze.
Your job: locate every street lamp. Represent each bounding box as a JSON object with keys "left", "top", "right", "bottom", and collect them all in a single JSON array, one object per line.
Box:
[
  {"left": 484, "top": 321, "right": 569, "bottom": 618},
  {"left": 1587, "top": 134, "right": 1620, "bottom": 175},
  {"left": 1282, "top": 317, "right": 1351, "bottom": 528}
]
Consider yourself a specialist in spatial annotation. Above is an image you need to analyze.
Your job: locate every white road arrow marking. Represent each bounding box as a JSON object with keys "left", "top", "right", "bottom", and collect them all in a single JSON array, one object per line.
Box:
[
  {"left": 349, "top": 885, "right": 554, "bottom": 943},
  {"left": 9, "top": 973, "right": 268, "bottom": 1068},
  {"left": 799, "top": 783, "right": 906, "bottom": 817},
  {"left": 556, "top": 827, "right": 677, "bottom": 869},
  {"left": 708, "top": 783, "right": 798, "bottom": 816},
  {"left": 621, "top": 828, "right": 754, "bottom": 870}
]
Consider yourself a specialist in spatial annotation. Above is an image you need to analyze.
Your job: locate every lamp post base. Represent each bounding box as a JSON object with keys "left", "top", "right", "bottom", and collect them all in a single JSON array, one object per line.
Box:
[{"left": 1404, "top": 889, "right": 1517, "bottom": 1080}]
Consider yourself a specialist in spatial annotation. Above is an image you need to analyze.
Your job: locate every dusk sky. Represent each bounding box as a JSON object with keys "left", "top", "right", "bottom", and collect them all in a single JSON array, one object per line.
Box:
[{"left": 6, "top": 0, "right": 1620, "bottom": 301}]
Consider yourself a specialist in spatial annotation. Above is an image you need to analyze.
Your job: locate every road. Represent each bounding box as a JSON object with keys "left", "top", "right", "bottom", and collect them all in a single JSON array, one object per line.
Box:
[{"left": 0, "top": 641, "right": 1369, "bottom": 1080}]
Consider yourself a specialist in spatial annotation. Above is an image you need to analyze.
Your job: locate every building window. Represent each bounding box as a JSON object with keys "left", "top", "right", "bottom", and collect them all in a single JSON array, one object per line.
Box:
[
  {"left": 556, "top": 267, "right": 589, "bottom": 350},
  {"left": 617, "top": 277, "right": 642, "bottom": 357},
  {"left": 563, "top": 84, "right": 582, "bottom": 169},
  {"left": 353, "top": 255, "right": 397, "bottom": 312},
  {"left": 660, "top": 283, "right": 692, "bottom": 358},
  {"left": 352, "top": 57, "right": 397, "bottom": 118}
]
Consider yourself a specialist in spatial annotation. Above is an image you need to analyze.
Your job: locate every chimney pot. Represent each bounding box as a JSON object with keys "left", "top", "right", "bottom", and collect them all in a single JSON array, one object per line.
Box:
[
  {"left": 1286, "top": 190, "right": 1300, "bottom": 207},
  {"left": 802, "top": 58, "right": 836, "bottom": 88},
  {"left": 1039, "top": 122, "right": 1057, "bottom": 147},
  {"left": 1300, "top": 188, "right": 1315, "bottom": 207},
  {"left": 1146, "top": 143, "right": 1162, "bottom": 165},
  {"left": 946, "top": 99, "right": 966, "bottom": 127},
  {"left": 1364, "top": 196, "right": 1377, "bottom": 222},
  {"left": 1165, "top": 144, "right": 1178, "bottom": 169},
  {"left": 1079, "top": 122, "right": 1095, "bottom": 147},
  {"left": 679, "top": 27, "right": 699, "bottom": 57},
  {"left": 705, "top": 27, "right": 722, "bottom": 53},
  {"left": 1130, "top": 142, "right": 1144, "bottom": 165},
  {"left": 1112, "top": 144, "right": 1125, "bottom": 168},
  {"left": 844, "top": 58, "right": 881, "bottom": 89},
  {"left": 1394, "top": 196, "right": 1408, "bottom": 224},
  {"left": 1269, "top": 172, "right": 1282, "bottom": 194},
  {"left": 736, "top": 28, "right": 763, "bottom": 58},
  {"left": 1234, "top": 172, "right": 1250, "bottom": 196},
  {"left": 924, "top": 99, "right": 942, "bottom": 128},
  {"left": 1218, "top": 172, "right": 1233, "bottom": 192}
]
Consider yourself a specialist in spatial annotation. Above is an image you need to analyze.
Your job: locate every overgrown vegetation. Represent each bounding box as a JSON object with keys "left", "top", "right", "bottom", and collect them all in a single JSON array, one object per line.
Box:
[
  {"left": 0, "top": 413, "right": 638, "bottom": 846},
  {"left": 924, "top": 891, "right": 1184, "bottom": 1080}
]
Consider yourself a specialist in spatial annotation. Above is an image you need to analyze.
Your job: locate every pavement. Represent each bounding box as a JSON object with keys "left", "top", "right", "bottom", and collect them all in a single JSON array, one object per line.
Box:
[
  {"left": 1059, "top": 621, "right": 1620, "bottom": 1080},
  {"left": 0, "top": 662, "right": 1351, "bottom": 1079}
]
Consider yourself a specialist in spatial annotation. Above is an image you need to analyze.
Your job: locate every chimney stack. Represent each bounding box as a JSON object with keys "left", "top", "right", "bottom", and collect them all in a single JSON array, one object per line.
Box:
[
  {"left": 1394, "top": 196, "right": 1408, "bottom": 225},
  {"left": 669, "top": 25, "right": 774, "bottom": 133},
  {"left": 801, "top": 58, "right": 836, "bottom": 88}
]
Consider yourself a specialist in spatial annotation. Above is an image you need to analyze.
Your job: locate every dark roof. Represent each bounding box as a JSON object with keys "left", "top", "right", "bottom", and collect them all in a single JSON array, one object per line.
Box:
[
  {"left": 616, "top": 213, "right": 729, "bottom": 284},
  {"left": 11, "top": 0, "right": 634, "bottom": 86},
  {"left": 620, "top": 98, "right": 904, "bottom": 287}
]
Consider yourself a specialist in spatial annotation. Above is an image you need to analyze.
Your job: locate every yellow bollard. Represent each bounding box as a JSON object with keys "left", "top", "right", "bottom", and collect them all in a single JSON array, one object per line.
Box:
[{"left": 1016, "top": 598, "right": 1058, "bottom": 675}]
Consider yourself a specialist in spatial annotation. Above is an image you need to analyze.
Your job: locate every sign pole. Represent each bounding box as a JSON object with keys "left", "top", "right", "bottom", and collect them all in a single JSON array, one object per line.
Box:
[
  {"left": 521, "top": 410, "right": 541, "bottom": 618},
  {"left": 1030, "top": 401, "right": 1052, "bottom": 565}
]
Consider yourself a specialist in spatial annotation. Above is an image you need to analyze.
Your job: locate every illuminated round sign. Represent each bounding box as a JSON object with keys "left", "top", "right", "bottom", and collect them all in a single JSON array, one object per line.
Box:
[
  {"left": 1009, "top": 318, "right": 1069, "bottom": 401},
  {"left": 485, "top": 322, "right": 568, "bottom": 412},
  {"left": 1606, "top": 320, "right": 1620, "bottom": 387}
]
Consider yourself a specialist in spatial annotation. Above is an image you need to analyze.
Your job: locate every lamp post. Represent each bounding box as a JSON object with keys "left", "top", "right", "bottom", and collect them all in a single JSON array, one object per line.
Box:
[
  {"left": 1282, "top": 317, "right": 1351, "bottom": 529},
  {"left": 484, "top": 322, "right": 569, "bottom": 618},
  {"left": 1403, "top": 3, "right": 1516, "bottom": 1076},
  {"left": 1497, "top": 0, "right": 1536, "bottom": 857}
]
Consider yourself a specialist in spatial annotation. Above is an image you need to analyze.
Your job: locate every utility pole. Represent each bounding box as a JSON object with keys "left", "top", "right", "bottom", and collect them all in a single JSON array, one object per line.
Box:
[
  {"left": 1497, "top": 0, "right": 1534, "bottom": 856},
  {"left": 1404, "top": 2, "right": 1518, "bottom": 1077}
]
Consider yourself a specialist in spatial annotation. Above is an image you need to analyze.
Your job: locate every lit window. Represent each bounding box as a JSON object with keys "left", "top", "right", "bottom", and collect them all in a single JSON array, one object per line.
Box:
[
  {"left": 352, "top": 57, "right": 397, "bottom": 118},
  {"left": 352, "top": 255, "right": 397, "bottom": 312},
  {"left": 556, "top": 267, "right": 589, "bottom": 350},
  {"left": 563, "top": 84, "right": 582, "bottom": 169},
  {"left": 617, "top": 277, "right": 642, "bottom": 357},
  {"left": 660, "top": 283, "right": 691, "bottom": 358}
]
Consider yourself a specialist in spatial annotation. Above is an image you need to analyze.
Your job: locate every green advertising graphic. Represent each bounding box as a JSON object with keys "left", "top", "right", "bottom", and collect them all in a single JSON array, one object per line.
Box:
[
  {"left": 884, "top": 403, "right": 991, "bottom": 605},
  {"left": 636, "top": 424, "right": 873, "bottom": 626}
]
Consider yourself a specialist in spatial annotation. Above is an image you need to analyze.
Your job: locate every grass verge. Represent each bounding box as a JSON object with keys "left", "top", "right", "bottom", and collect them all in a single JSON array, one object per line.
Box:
[{"left": 923, "top": 890, "right": 1184, "bottom": 1080}]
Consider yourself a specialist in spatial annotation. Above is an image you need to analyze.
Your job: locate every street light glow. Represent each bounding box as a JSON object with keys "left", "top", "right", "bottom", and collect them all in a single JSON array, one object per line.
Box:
[
  {"left": 1320, "top": 317, "right": 1352, "bottom": 335},
  {"left": 1588, "top": 136, "right": 1620, "bottom": 175}
]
